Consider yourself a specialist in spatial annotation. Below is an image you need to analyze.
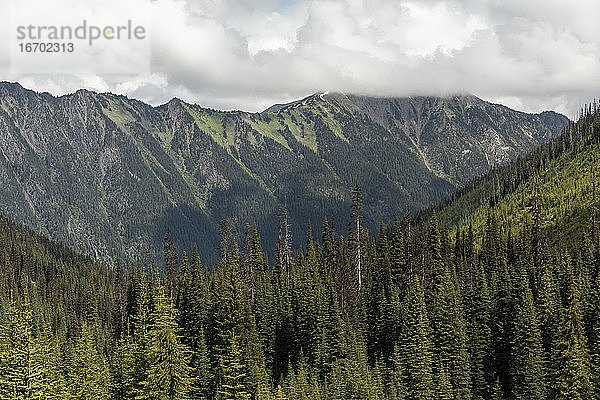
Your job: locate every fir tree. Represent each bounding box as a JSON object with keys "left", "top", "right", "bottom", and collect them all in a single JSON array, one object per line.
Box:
[
  {"left": 431, "top": 262, "right": 471, "bottom": 399},
  {"left": 70, "top": 322, "right": 111, "bottom": 400},
  {"left": 398, "top": 275, "right": 434, "bottom": 400},
  {"left": 0, "top": 293, "right": 58, "bottom": 399},
  {"left": 145, "top": 288, "right": 192, "bottom": 400},
  {"left": 350, "top": 185, "right": 364, "bottom": 296},
  {"left": 218, "top": 330, "right": 251, "bottom": 400},
  {"left": 469, "top": 259, "right": 492, "bottom": 398},
  {"left": 510, "top": 268, "right": 545, "bottom": 400},
  {"left": 551, "top": 254, "right": 592, "bottom": 400}
]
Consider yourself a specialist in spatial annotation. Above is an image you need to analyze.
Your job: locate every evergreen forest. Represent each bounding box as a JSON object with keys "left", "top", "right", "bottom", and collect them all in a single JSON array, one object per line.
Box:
[{"left": 1, "top": 103, "right": 600, "bottom": 399}]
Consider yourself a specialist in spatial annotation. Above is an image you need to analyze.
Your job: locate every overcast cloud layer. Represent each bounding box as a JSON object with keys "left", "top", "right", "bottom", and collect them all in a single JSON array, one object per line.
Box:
[{"left": 1, "top": 0, "right": 599, "bottom": 116}]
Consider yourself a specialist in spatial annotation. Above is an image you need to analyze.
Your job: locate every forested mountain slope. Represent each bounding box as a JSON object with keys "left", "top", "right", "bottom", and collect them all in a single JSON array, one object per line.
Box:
[
  {"left": 0, "top": 103, "right": 598, "bottom": 400},
  {"left": 434, "top": 102, "right": 600, "bottom": 245},
  {"left": 0, "top": 82, "right": 567, "bottom": 263}
]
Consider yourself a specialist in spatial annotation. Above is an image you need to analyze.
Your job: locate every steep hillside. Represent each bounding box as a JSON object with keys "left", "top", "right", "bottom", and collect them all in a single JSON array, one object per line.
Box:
[
  {"left": 0, "top": 83, "right": 567, "bottom": 262},
  {"left": 1, "top": 100, "right": 598, "bottom": 400},
  {"left": 434, "top": 103, "right": 600, "bottom": 248}
]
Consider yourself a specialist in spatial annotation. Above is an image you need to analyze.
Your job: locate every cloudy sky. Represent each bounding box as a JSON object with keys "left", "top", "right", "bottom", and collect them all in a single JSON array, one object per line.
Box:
[{"left": 1, "top": 0, "right": 599, "bottom": 116}]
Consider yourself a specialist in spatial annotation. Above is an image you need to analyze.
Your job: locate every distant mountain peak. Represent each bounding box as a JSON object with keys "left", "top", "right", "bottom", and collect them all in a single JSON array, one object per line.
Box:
[{"left": 261, "top": 92, "right": 328, "bottom": 114}]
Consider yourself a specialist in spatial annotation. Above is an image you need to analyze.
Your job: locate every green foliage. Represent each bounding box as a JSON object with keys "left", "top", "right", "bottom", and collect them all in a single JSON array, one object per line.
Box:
[
  {"left": 550, "top": 254, "right": 592, "bottom": 400},
  {"left": 69, "top": 323, "right": 111, "bottom": 400},
  {"left": 0, "top": 293, "right": 66, "bottom": 399},
  {"left": 510, "top": 268, "right": 545, "bottom": 400},
  {"left": 145, "top": 288, "right": 192, "bottom": 400},
  {"left": 0, "top": 102, "right": 599, "bottom": 400},
  {"left": 398, "top": 275, "right": 434, "bottom": 400}
]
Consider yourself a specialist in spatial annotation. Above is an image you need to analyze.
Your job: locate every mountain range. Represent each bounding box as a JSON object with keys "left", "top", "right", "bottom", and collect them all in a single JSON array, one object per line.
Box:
[{"left": 0, "top": 82, "right": 568, "bottom": 262}]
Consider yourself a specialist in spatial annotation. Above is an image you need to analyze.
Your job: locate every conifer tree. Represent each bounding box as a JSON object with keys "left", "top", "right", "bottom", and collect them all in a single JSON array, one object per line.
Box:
[
  {"left": 38, "top": 326, "right": 68, "bottom": 398},
  {"left": 537, "top": 258, "right": 560, "bottom": 381},
  {"left": 0, "top": 293, "right": 55, "bottom": 399},
  {"left": 389, "top": 343, "right": 407, "bottom": 400},
  {"left": 276, "top": 208, "right": 293, "bottom": 283},
  {"left": 210, "top": 240, "right": 266, "bottom": 397},
  {"left": 390, "top": 216, "right": 406, "bottom": 291},
  {"left": 491, "top": 256, "right": 514, "bottom": 397},
  {"left": 431, "top": 261, "right": 471, "bottom": 399},
  {"left": 350, "top": 185, "right": 364, "bottom": 296},
  {"left": 590, "top": 266, "right": 600, "bottom": 398},
  {"left": 490, "top": 377, "right": 503, "bottom": 400},
  {"left": 435, "top": 361, "right": 453, "bottom": 400},
  {"left": 195, "top": 327, "right": 212, "bottom": 399},
  {"left": 510, "top": 268, "right": 545, "bottom": 400},
  {"left": 469, "top": 259, "right": 492, "bottom": 398},
  {"left": 398, "top": 275, "right": 434, "bottom": 400},
  {"left": 122, "top": 270, "right": 153, "bottom": 399},
  {"left": 551, "top": 254, "right": 592, "bottom": 400},
  {"left": 164, "top": 229, "right": 179, "bottom": 299},
  {"left": 70, "top": 322, "right": 111, "bottom": 400},
  {"left": 367, "top": 221, "right": 396, "bottom": 362},
  {"left": 218, "top": 330, "right": 251, "bottom": 400},
  {"left": 145, "top": 287, "right": 192, "bottom": 400}
]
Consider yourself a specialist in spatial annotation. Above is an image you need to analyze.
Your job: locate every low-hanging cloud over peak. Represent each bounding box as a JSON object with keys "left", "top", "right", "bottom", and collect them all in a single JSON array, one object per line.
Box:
[{"left": 1, "top": 0, "right": 598, "bottom": 116}]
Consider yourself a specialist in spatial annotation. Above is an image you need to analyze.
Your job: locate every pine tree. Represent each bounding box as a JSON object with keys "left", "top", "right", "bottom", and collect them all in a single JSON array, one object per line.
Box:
[
  {"left": 275, "top": 385, "right": 288, "bottom": 400},
  {"left": 389, "top": 343, "right": 407, "bottom": 400},
  {"left": 315, "top": 270, "right": 344, "bottom": 379},
  {"left": 590, "top": 265, "right": 600, "bottom": 398},
  {"left": 431, "top": 261, "right": 471, "bottom": 399},
  {"left": 145, "top": 288, "right": 191, "bottom": 400},
  {"left": 350, "top": 185, "right": 364, "bottom": 296},
  {"left": 551, "top": 254, "right": 592, "bottom": 400},
  {"left": 321, "top": 217, "right": 336, "bottom": 273},
  {"left": 510, "top": 268, "right": 545, "bottom": 399},
  {"left": 469, "top": 259, "right": 492, "bottom": 398},
  {"left": 164, "top": 229, "right": 179, "bottom": 299},
  {"left": 195, "top": 328, "right": 212, "bottom": 399},
  {"left": 276, "top": 208, "right": 292, "bottom": 283},
  {"left": 145, "top": 287, "right": 192, "bottom": 400},
  {"left": 111, "top": 335, "right": 130, "bottom": 400},
  {"left": 218, "top": 330, "right": 251, "bottom": 400},
  {"left": 537, "top": 258, "right": 560, "bottom": 385},
  {"left": 390, "top": 216, "right": 406, "bottom": 291},
  {"left": 490, "top": 377, "right": 503, "bottom": 400},
  {"left": 398, "top": 275, "right": 434, "bottom": 400},
  {"left": 38, "top": 326, "right": 68, "bottom": 398},
  {"left": 122, "top": 269, "right": 153, "bottom": 399},
  {"left": 176, "top": 251, "right": 211, "bottom": 399},
  {"left": 210, "top": 241, "right": 265, "bottom": 397},
  {"left": 0, "top": 292, "right": 58, "bottom": 399},
  {"left": 367, "top": 221, "right": 396, "bottom": 362},
  {"left": 70, "top": 322, "right": 111, "bottom": 400},
  {"left": 435, "top": 361, "right": 453, "bottom": 400},
  {"left": 490, "top": 256, "right": 514, "bottom": 398}
]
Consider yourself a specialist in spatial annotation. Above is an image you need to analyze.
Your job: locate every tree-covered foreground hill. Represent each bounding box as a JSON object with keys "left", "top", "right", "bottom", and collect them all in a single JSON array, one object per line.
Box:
[
  {"left": 0, "top": 104, "right": 598, "bottom": 399},
  {"left": 0, "top": 82, "right": 567, "bottom": 264}
]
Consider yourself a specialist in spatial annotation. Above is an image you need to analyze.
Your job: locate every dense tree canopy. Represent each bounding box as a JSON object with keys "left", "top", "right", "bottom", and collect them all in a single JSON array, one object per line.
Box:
[{"left": 0, "top": 103, "right": 598, "bottom": 399}]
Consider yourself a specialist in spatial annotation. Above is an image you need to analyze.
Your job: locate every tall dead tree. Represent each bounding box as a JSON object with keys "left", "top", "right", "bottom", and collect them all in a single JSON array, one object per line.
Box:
[
  {"left": 276, "top": 206, "right": 292, "bottom": 282},
  {"left": 349, "top": 185, "right": 364, "bottom": 296},
  {"left": 592, "top": 164, "right": 598, "bottom": 245},
  {"left": 243, "top": 222, "right": 256, "bottom": 304},
  {"left": 218, "top": 217, "right": 232, "bottom": 263},
  {"left": 163, "top": 229, "right": 179, "bottom": 299}
]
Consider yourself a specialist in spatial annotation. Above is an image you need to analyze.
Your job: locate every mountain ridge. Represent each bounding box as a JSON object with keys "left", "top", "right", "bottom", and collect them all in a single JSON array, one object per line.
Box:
[{"left": 0, "top": 81, "right": 569, "bottom": 263}]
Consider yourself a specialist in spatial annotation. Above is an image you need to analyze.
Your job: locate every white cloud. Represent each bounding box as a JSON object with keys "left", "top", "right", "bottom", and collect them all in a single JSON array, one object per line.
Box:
[{"left": 1, "top": 0, "right": 599, "bottom": 115}]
